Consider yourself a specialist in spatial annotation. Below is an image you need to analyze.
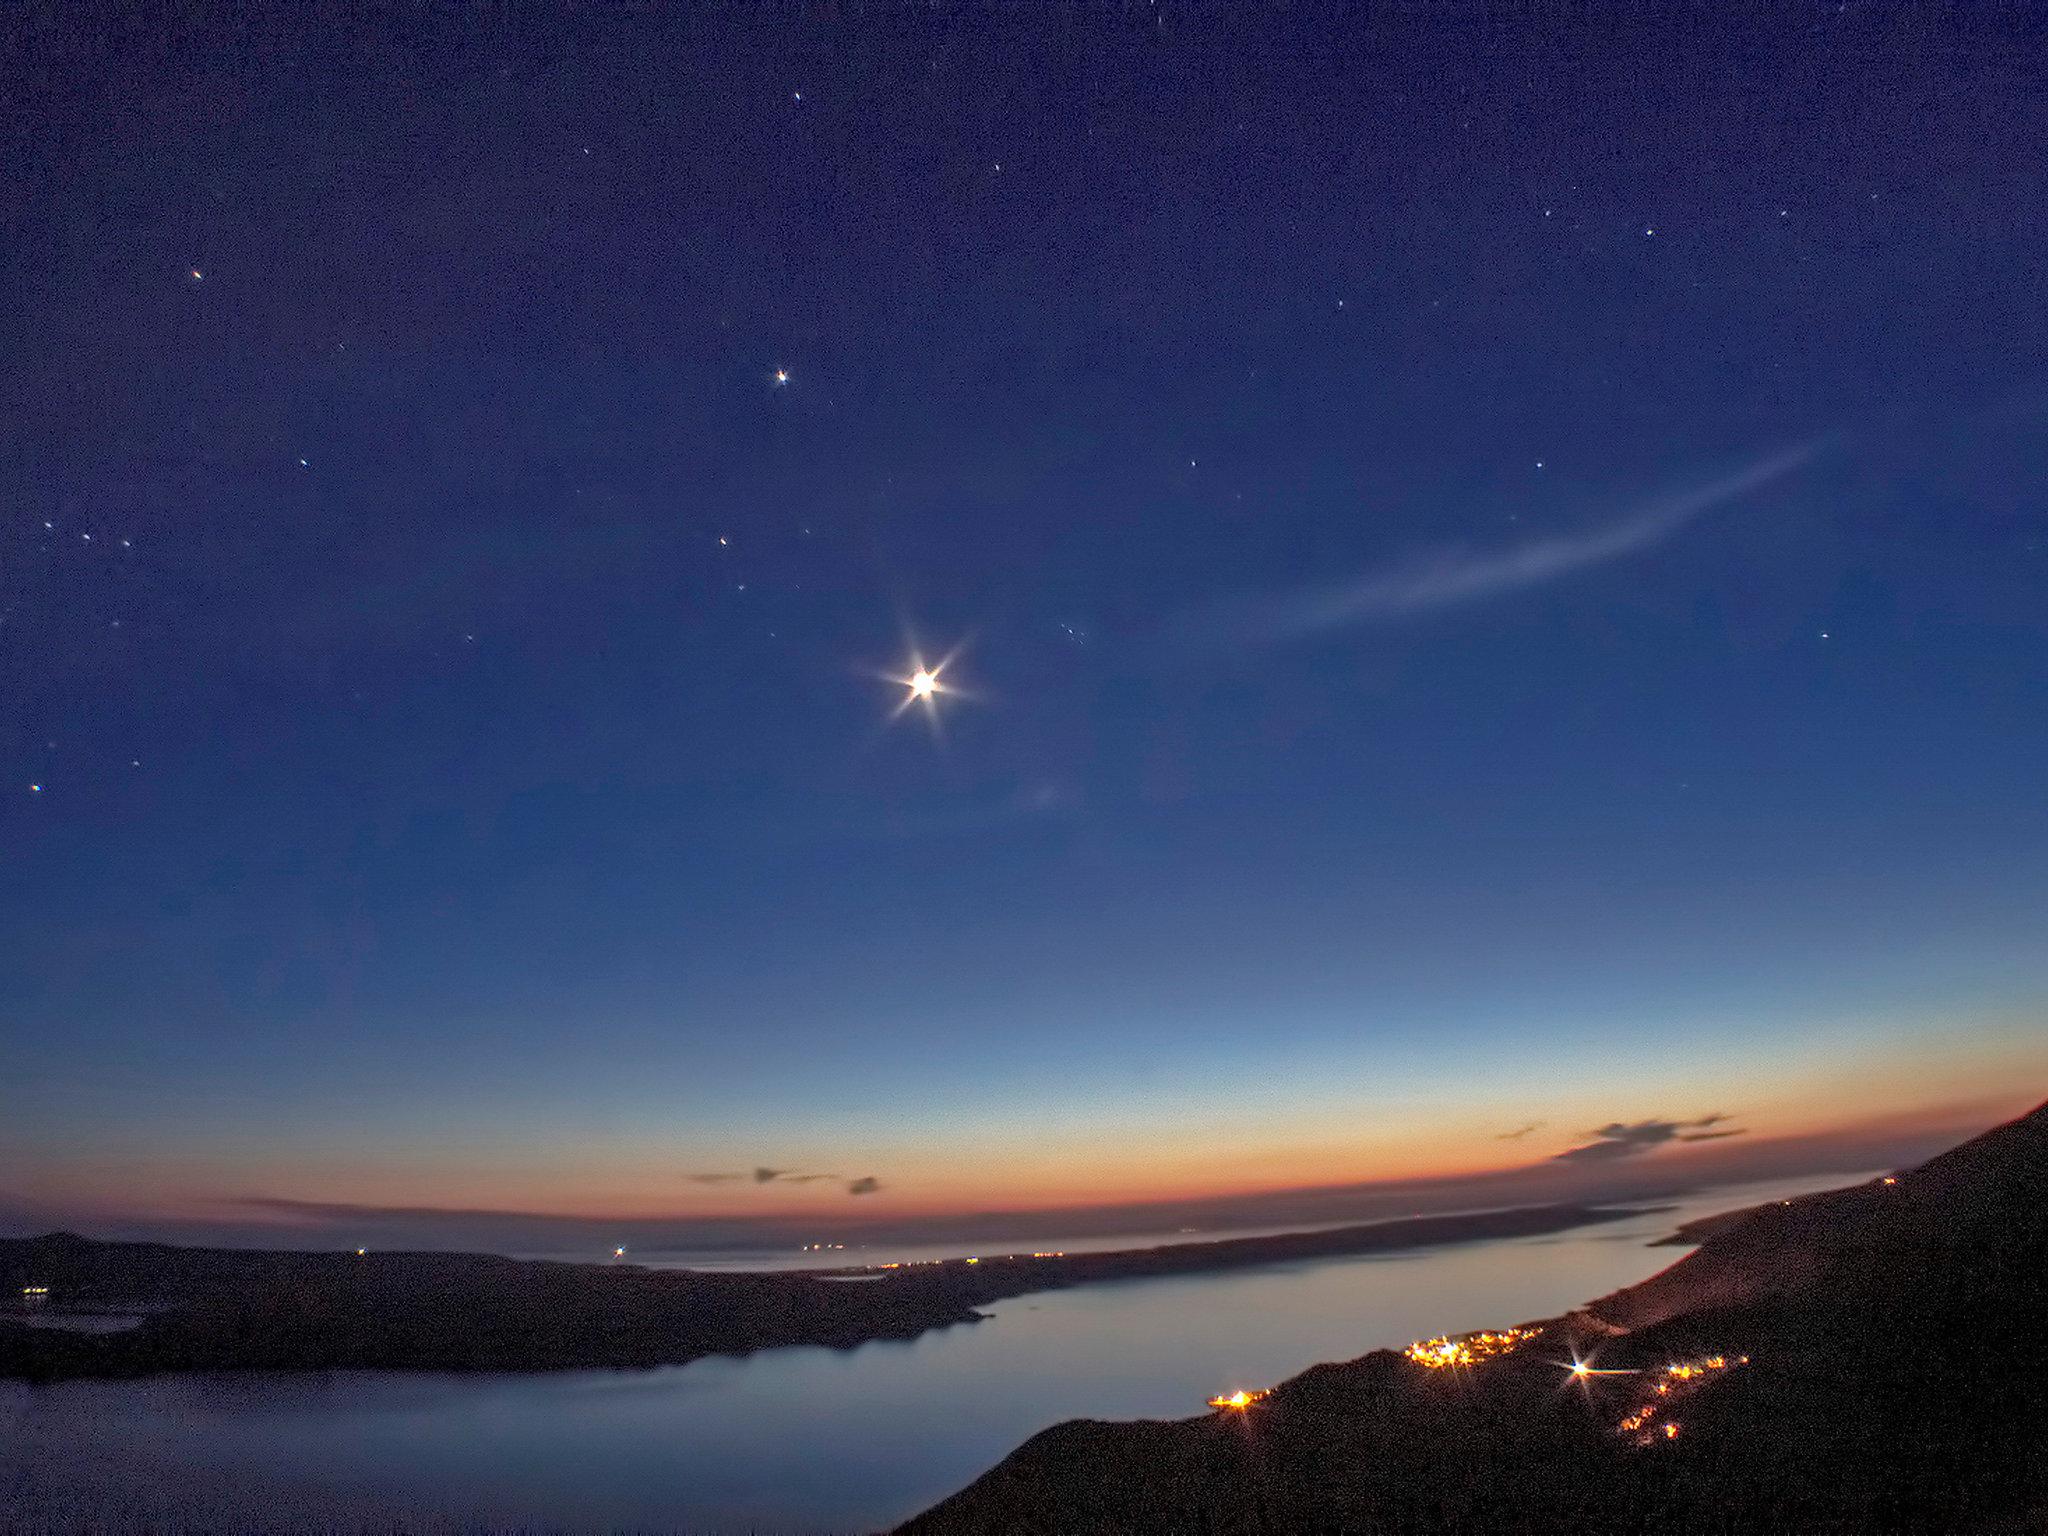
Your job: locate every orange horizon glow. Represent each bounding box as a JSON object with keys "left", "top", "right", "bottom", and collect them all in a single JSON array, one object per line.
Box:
[
  {"left": 13, "top": 1003, "right": 2043, "bottom": 1234},
  {"left": 15, "top": 1081, "right": 2038, "bottom": 1234}
]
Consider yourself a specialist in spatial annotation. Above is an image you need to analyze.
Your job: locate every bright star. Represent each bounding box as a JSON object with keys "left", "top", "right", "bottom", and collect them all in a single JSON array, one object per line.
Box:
[
  {"left": 882, "top": 638, "right": 975, "bottom": 735},
  {"left": 774, "top": 368, "right": 789, "bottom": 385}
]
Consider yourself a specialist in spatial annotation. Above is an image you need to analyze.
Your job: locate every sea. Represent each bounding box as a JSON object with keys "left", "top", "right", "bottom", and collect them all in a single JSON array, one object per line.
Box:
[{"left": 0, "top": 1171, "right": 1855, "bottom": 1533}]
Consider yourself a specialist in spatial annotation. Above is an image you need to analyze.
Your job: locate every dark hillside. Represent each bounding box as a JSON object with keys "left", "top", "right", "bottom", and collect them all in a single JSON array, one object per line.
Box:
[{"left": 902, "top": 1100, "right": 2048, "bottom": 1533}]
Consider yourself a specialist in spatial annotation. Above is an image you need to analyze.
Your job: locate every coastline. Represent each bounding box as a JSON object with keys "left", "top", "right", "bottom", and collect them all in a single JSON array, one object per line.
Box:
[
  {"left": 898, "top": 1103, "right": 2047, "bottom": 1532},
  {"left": 0, "top": 1200, "right": 1643, "bottom": 1384}
]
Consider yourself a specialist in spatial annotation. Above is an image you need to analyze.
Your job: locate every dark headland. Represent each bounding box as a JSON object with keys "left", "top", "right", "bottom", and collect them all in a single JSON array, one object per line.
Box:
[
  {"left": 901, "top": 1098, "right": 2048, "bottom": 1533},
  {"left": 0, "top": 1200, "right": 1633, "bottom": 1382}
]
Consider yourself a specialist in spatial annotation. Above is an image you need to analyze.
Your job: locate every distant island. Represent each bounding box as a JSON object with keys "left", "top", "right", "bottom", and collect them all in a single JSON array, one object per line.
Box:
[
  {"left": 0, "top": 1201, "right": 1638, "bottom": 1383},
  {"left": 900, "top": 1099, "right": 2048, "bottom": 1532}
]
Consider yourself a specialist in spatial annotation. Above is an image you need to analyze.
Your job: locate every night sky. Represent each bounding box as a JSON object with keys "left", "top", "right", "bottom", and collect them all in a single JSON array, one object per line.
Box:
[{"left": 5, "top": 8, "right": 2044, "bottom": 1248}]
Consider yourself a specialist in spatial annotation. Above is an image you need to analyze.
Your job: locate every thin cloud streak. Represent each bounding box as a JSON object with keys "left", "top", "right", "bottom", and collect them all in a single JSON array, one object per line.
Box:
[
  {"left": 684, "top": 1167, "right": 875, "bottom": 1195},
  {"left": 1552, "top": 1113, "right": 1745, "bottom": 1165},
  {"left": 1204, "top": 443, "right": 1822, "bottom": 642}
]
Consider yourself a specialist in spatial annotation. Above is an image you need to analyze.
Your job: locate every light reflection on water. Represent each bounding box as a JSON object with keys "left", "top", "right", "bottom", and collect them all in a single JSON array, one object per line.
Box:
[{"left": 0, "top": 1172, "right": 1857, "bottom": 1534}]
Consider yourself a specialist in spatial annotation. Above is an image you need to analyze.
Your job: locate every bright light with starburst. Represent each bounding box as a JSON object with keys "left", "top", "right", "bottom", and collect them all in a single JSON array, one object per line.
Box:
[{"left": 880, "top": 640, "right": 973, "bottom": 736}]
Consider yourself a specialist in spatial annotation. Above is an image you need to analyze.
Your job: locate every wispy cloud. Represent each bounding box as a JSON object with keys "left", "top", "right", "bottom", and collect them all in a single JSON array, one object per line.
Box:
[
  {"left": 1495, "top": 1121, "right": 1546, "bottom": 1141},
  {"left": 684, "top": 1167, "right": 880, "bottom": 1196},
  {"left": 1197, "top": 443, "right": 1821, "bottom": 642},
  {"left": 1551, "top": 1113, "right": 1745, "bottom": 1165}
]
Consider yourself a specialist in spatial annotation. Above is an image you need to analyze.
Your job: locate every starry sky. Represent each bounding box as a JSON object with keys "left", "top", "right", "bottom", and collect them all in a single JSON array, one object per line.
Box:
[{"left": 4, "top": 7, "right": 2045, "bottom": 1249}]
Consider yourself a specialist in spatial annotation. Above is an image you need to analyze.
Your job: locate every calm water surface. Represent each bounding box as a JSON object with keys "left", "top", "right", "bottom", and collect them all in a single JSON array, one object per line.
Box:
[{"left": 0, "top": 1173, "right": 1855, "bottom": 1533}]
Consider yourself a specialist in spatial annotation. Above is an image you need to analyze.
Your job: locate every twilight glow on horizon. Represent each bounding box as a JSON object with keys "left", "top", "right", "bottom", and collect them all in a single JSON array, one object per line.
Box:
[{"left": 3, "top": 13, "right": 2044, "bottom": 1253}]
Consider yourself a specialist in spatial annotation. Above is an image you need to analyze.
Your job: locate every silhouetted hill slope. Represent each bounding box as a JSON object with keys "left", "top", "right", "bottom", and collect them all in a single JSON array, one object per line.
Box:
[{"left": 901, "top": 1100, "right": 2048, "bottom": 1534}]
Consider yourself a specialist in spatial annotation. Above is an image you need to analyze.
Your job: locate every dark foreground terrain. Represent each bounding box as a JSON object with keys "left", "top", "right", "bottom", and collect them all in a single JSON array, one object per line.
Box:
[
  {"left": 901, "top": 1099, "right": 2048, "bottom": 1533},
  {"left": 0, "top": 1201, "right": 1632, "bottom": 1382}
]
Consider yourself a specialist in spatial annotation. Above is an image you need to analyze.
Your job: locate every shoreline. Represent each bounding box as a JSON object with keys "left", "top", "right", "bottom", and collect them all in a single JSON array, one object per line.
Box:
[
  {"left": 900, "top": 1106, "right": 2045, "bottom": 1530},
  {"left": 0, "top": 1200, "right": 1644, "bottom": 1384}
]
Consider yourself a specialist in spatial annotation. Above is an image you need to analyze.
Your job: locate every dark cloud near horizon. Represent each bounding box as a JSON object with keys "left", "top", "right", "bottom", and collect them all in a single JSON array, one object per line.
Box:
[
  {"left": 686, "top": 1168, "right": 877, "bottom": 1194},
  {"left": 1495, "top": 1121, "right": 1545, "bottom": 1141},
  {"left": 1552, "top": 1113, "right": 1744, "bottom": 1164}
]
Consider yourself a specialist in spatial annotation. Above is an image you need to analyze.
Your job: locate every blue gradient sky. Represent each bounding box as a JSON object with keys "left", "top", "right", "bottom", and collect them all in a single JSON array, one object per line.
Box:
[{"left": 3, "top": 9, "right": 2044, "bottom": 1245}]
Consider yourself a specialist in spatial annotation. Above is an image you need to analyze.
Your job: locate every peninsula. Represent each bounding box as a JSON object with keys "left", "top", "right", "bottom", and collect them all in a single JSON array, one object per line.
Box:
[{"left": 0, "top": 1200, "right": 1635, "bottom": 1383}]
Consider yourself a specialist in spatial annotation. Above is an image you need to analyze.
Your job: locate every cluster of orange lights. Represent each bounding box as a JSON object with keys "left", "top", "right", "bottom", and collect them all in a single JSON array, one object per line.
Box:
[
  {"left": 1616, "top": 1354, "right": 1748, "bottom": 1446},
  {"left": 1207, "top": 1388, "right": 1270, "bottom": 1411},
  {"left": 866, "top": 1250, "right": 1066, "bottom": 1273},
  {"left": 1405, "top": 1325, "right": 1544, "bottom": 1370}
]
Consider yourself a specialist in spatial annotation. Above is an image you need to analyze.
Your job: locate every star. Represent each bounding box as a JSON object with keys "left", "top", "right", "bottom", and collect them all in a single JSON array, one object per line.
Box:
[{"left": 773, "top": 368, "right": 789, "bottom": 386}]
